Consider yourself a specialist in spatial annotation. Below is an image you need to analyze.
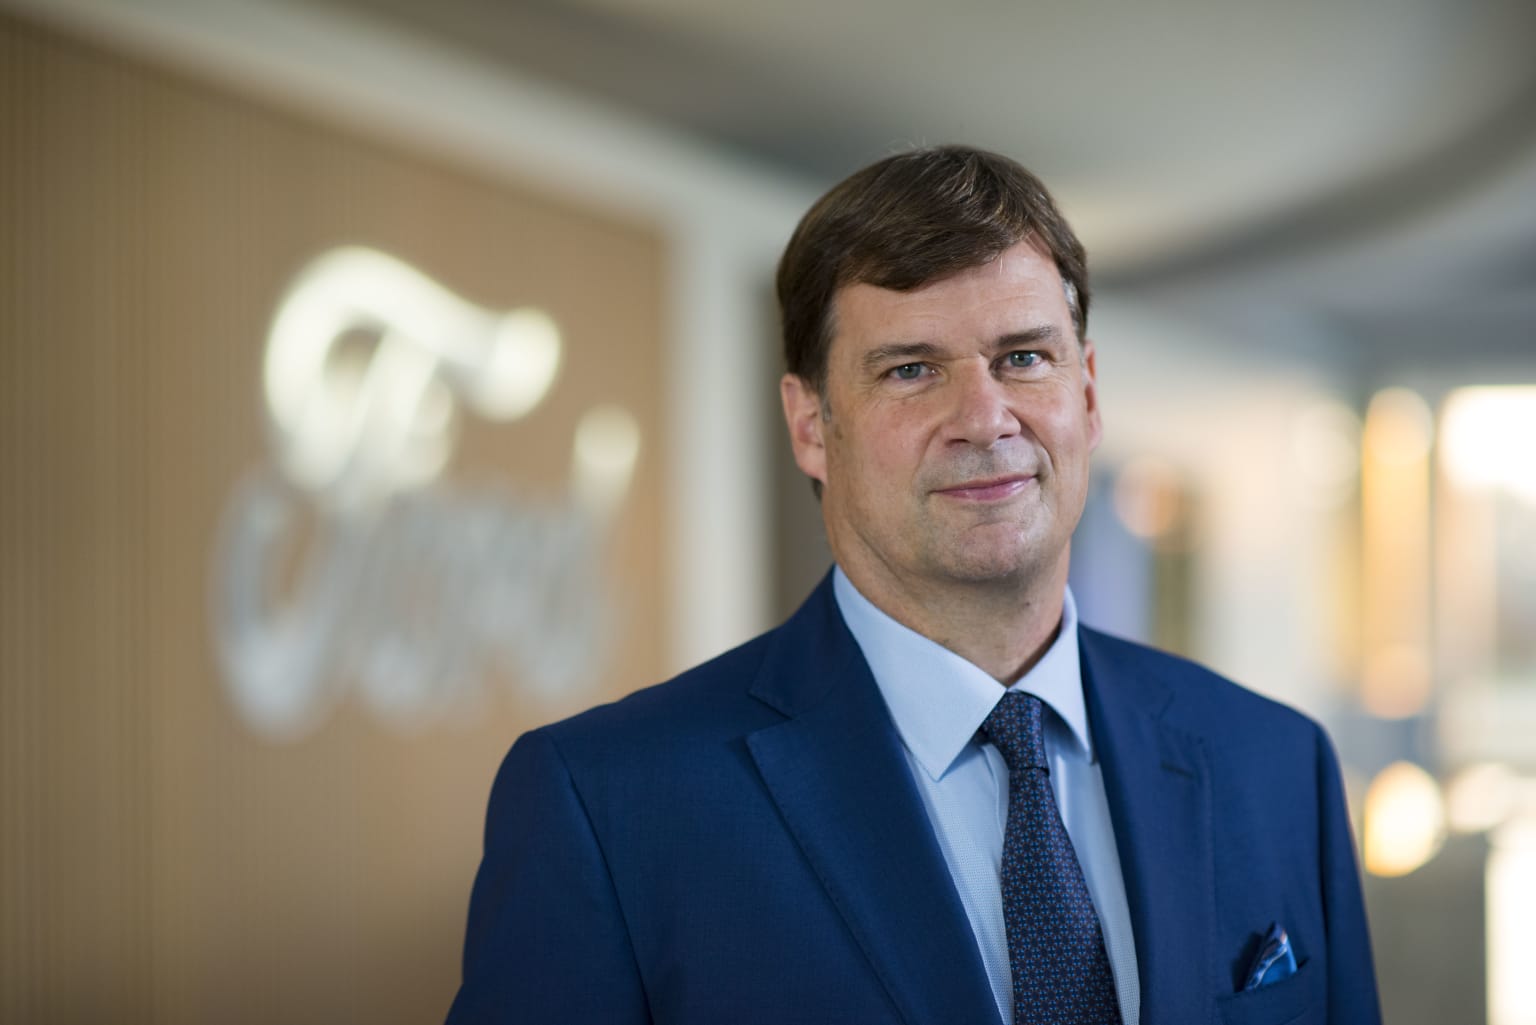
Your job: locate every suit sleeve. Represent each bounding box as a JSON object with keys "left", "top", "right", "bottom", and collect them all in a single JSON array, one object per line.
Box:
[
  {"left": 445, "top": 729, "right": 651, "bottom": 1025},
  {"left": 1314, "top": 726, "right": 1383, "bottom": 1025}
]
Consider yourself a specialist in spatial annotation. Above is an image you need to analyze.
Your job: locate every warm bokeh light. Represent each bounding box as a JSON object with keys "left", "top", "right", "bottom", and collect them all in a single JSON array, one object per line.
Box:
[
  {"left": 1362, "top": 761, "right": 1445, "bottom": 877},
  {"left": 1291, "top": 400, "right": 1361, "bottom": 508},
  {"left": 1361, "top": 645, "right": 1433, "bottom": 721},
  {"left": 1112, "top": 458, "right": 1185, "bottom": 541},
  {"left": 1446, "top": 762, "right": 1522, "bottom": 834},
  {"left": 1434, "top": 385, "right": 1536, "bottom": 771},
  {"left": 1360, "top": 388, "right": 1433, "bottom": 718},
  {"left": 1364, "top": 388, "right": 1434, "bottom": 465},
  {"left": 1489, "top": 815, "right": 1536, "bottom": 1025},
  {"left": 1441, "top": 387, "right": 1536, "bottom": 504}
]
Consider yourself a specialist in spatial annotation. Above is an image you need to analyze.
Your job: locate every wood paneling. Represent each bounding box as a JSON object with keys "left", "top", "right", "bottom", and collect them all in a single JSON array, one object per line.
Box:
[{"left": 0, "top": 13, "right": 670, "bottom": 1023}]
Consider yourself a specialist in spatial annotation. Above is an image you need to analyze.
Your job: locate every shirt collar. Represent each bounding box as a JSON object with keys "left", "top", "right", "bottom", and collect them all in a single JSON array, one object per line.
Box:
[{"left": 832, "top": 566, "right": 1094, "bottom": 781}]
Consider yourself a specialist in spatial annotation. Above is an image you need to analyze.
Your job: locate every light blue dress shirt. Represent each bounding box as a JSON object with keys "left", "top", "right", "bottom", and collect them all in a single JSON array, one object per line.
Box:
[{"left": 833, "top": 568, "right": 1140, "bottom": 1025}]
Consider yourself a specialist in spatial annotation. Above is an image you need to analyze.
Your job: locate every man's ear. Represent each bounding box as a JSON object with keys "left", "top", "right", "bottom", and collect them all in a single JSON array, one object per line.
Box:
[
  {"left": 1081, "top": 338, "right": 1103, "bottom": 452},
  {"left": 780, "top": 374, "right": 828, "bottom": 487}
]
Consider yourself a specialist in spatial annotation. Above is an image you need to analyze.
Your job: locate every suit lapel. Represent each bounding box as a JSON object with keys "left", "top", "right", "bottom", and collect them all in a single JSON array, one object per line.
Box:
[
  {"left": 746, "top": 579, "right": 1002, "bottom": 1025},
  {"left": 1080, "top": 627, "right": 1214, "bottom": 1025}
]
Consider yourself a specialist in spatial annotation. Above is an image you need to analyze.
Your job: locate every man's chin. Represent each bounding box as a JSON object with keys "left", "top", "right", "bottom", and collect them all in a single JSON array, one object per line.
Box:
[{"left": 932, "top": 548, "right": 1059, "bottom": 590}]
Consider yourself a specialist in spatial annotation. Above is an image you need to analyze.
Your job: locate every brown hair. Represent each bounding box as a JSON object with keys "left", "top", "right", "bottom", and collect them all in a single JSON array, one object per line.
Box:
[{"left": 776, "top": 145, "right": 1089, "bottom": 395}]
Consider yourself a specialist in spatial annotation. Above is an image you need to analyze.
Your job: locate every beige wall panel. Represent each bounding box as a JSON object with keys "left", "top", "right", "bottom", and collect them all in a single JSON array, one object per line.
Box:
[{"left": 1, "top": 13, "right": 670, "bottom": 1024}]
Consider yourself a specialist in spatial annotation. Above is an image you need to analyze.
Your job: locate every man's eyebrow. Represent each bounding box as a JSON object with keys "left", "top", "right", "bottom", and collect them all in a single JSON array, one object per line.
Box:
[
  {"left": 858, "top": 326, "right": 1066, "bottom": 375},
  {"left": 858, "top": 341, "right": 944, "bottom": 374},
  {"left": 990, "top": 325, "right": 1063, "bottom": 351}
]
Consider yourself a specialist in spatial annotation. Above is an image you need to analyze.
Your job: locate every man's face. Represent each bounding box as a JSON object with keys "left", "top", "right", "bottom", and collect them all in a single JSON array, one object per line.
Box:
[{"left": 781, "top": 240, "right": 1101, "bottom": 601}]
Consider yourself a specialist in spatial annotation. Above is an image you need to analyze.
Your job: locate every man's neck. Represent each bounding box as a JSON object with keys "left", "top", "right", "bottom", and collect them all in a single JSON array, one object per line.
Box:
[{"left": 835, "top": 560, "right": 1068, "bottom": 685}]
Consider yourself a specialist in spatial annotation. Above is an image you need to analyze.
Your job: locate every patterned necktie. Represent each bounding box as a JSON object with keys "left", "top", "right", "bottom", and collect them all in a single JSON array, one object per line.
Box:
[{"left": 981, "top": 691, "right": 1121, "bottom": 1025}]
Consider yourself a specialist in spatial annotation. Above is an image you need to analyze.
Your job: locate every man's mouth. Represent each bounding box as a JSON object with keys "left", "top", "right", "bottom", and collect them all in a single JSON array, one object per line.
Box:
[{"left": 934, "top": 474, "right": 1036, "bottom": 501}]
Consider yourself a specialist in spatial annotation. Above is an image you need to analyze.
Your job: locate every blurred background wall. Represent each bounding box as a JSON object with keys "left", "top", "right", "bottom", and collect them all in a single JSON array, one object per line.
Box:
[
  {"left": 3, "top": 1, "right": 1535, "bottom": 1023},
  {"left": 0, "top": 11, "right": 681, "bottom": 1023}
]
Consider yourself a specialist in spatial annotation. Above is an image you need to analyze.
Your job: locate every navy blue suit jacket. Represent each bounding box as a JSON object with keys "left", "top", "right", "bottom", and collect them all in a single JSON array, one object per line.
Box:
[{"left": 448, "top": 575, "right": 1380, "bottom": 1024}]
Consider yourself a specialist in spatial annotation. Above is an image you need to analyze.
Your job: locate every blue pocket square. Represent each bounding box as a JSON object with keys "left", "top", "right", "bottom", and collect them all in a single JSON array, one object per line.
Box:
[{"left": 1242, "top": 922, "right": 1298, "bottom": 991}]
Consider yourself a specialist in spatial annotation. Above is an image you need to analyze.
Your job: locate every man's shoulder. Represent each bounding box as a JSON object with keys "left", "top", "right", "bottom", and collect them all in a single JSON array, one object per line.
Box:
[{"left": 1079, "top": 625, "right": 1323, "bottom": 744}]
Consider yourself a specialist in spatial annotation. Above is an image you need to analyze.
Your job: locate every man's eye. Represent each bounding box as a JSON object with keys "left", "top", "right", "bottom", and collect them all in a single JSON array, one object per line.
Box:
[
  {"left": 1006, "top": 351, "right": 1041, "bottom": 369},
  {"left": 890, "top": 363, "right": 925, "bottom": 380}
]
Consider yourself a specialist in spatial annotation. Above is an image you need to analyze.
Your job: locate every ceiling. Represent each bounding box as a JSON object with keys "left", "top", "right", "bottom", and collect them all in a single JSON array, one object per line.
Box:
[{"left": 307, "top": 0, "right": 1536, "bottom": 372}]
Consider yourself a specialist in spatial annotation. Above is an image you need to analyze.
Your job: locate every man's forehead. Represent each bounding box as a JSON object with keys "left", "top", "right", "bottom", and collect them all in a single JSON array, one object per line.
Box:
[
  {"left": 829, "top": 243, "right": 1072, "bottom": 348},
  {"left": 840, "top": 235, "right": 1058, "bottom": 294}
]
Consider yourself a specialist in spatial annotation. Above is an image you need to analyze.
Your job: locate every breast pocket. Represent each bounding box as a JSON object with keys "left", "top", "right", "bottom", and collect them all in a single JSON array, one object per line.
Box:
[{"left": 1215, "top": 959, "right": 1324, "bottom": 1025}]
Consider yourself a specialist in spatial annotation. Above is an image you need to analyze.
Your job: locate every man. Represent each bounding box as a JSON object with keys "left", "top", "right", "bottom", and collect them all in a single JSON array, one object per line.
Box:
[{"left": 447, "top": 146, "right": 1381, "bottom": 1025}]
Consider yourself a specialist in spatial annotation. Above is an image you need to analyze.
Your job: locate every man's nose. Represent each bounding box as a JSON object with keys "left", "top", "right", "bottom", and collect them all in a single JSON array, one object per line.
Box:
[{"left": 945, "top": 362, "right": 1021, "bottom": 448}]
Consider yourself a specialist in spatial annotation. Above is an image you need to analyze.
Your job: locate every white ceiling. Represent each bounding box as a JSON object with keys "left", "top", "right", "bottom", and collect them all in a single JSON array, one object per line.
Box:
[{"left": 311, "top": 0, "right": 1536, "bottom": 369}]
